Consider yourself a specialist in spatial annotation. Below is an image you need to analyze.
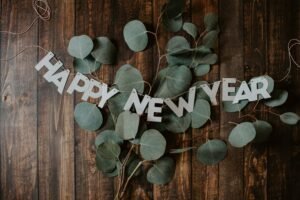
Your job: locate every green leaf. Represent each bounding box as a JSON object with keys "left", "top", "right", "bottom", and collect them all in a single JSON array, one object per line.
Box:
[
  {"left": 170, "top": 147, "right": 195, "bottom": 154},
  {"left": 95, "top": 130, "right": 123, "bottom": 147},
  {"left": 183, "top": 22, "right": 198, "bottom": 39},
  {"left": 194, "top": 53, "right": 218, "bottom": 65},
  {"left": 264, "top": 89, "right": 288, "bottom": 108},
  {"left": 67, "top": 35, "right": 93, "bottom": 59},
  {"left": 104, "top": 162, "right": 121, "bottom": 177},
  {"left": 163, "top": 0, "right": 185, "bottom": 19},
  {"left": 123, "top": 20, "right": 148, "bottom": 52},
  {"left": 147, "top": 157, "right": 175, "bottom": 185},
  {"left": 108, "top": 92, "right": 130, "bottom": 124},
  {"left": 115, "top": 111, "right": 140, "bottom": 140},
  {"left": 96, "top": 153, "right": 117, "bottom": 173},
  {"left": 194, "top": 64, "right": 210, "bottom": 76},
  {"left": 73, "top": 57, "right": 101, "bottom": 74},
  {"left": 155, "top": 65, "right": 192, "bottom": 98},
  {"left": 162, "top": 15, "right": 183, "bottom": 33},
  {"left": 252, "top": 120, "right": 272, "bottom": 143},
  {"left": 191, "top": 99, "right": 211, "bottom": 128},
  {"left": 203, "top": 30, "right": 218, "bottom": 49},
  {"left": 204, "top": 13, "right": 218, "bottom": 31},
  {"left": 166, "top": 36, "right": 191, "bottom": 54},
  {"left": 74, "top": 102, "right": 103, "bottom": 131},
  {"left": 228, "top": 122, "right": 256, "bottom": 148},
  {"left": 114, "top": 64, "right": 144, "bottom": 93},
  {"left": 280, "top": 112, "right": 300, "bottom": 125},
  {"left": 140, "top": 129, "right": 166, "bottom": 161},
  {"left": 164, "top": 112, "right": 191, "bottom": 133},
  {"left": 197, "top": 139, "right": 227, "bottom": 165},
  {"left": 126, "top": 157, "right": 142, "bottom": 177},
  {"left": 223, "top": 100, "right": 248, "bottom": 113},
  {"left": 91, "top": 37, "right": 117, "bottom": 64},
  {"left": 97, "top": 141, "right": 121, "bottom": 160}
]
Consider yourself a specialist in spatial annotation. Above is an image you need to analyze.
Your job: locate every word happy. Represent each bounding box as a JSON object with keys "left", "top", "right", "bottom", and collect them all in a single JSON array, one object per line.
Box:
[{"left": 35, "top": 52, "right": 272, "bottom": 122}]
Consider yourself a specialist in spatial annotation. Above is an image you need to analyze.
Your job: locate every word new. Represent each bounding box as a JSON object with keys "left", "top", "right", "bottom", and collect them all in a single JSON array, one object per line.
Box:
[{"left": 35, "top": 52, "right": 271, "bottom": 122}]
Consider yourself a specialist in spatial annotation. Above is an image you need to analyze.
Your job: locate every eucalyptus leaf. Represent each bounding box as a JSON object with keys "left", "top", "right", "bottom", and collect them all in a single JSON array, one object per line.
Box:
[
  {"left": 91, "top": 37, "right": 117, "bottom": 64},
  {"left": 166, "top": 36, "right": 191, "bottom": 54},
  {"left": 104, "top": 162, "right": 121, "bottom": 177},
  {"left": 253, "top": 120, "right": 272, "bottom": 143},
  {"left": 164, "top": 112, "right": 191, "bottom": 133},
  {"left": 67, "top": 35, "right": 93, "bottom": 59},
  {"left": 126, "top": 157, "right": 142, "bottom": 177},
  {"left": 280, "top": 112, "right": 300, "bottom": 125},
  {"left": 193, "top": 81, "right": 210, "bottom": 101},
  {"left": 163, "top": 0, "right": 185, "bottom": 19},
  {"left": 183, "top": 22, "right": 198, "bottom": 39},
  {"left": 147, "top": 157, "right": 175, "bottom": 185},
  {"left": 203, "top": 30, "right": 218, "bottom": 49},
  {"left": 140, "top": 129, "right": 166, "bottom": 161},
  {"left": 74, "top": 102, "right": 103, "bottom": 131},
  {"left": 123, "top": 20, "right": 148, "bottom": 52},
  {"left": 115, "top": 111, "right": 140, "bottom": 140},
  {"left": 228, "top": 122, "right": 256, "bottom": 148},
  {"left": 95, "top": 130, "right": 123, "bottom": 147},
  {"left": 264, "top": 89, "right": 288, "bottom": 108},
  {"left": 194, "top": 64, "right": 210, "bottom": 76},
  {"left": 163, "top": 15, "right": 183, "bottom": 32},
  {"left": 194, "top": 53, "right": 218, "bottom": 65},
  {"left": 97, "top": 141, "right": 121, "bottom": 160},
  {"left": 204, "top": 13, "right": 218, "bottom": 31},
  {"left": 108, "top": 92, "right": 130, "bottom": 124},
  {"left": 114, "top": 64, "right": 144, "bottom": 93},
  {"left": 155, "top": 65, "right": 192, "bottom": 98},
  {"left": 73, "top": 57, "right": 101, "bottom": 74},
  {"left": 197, "top": 139, "right": 227, "bottom": 165},
  {"left": 191, "top": 99, "right": 211, "bottom": 128},
  {"left": 96, "top": 153, "right": 117, "bottom": 173},
  {"left": 223, "top": 100, "right": 248, "bottom": 113}
]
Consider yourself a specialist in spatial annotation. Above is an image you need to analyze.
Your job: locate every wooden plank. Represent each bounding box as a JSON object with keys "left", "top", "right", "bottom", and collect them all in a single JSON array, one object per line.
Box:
[
  {"left": 37, "top": 0, "right": 75, "bottom": 199},
  {"left": 74, "top": 0, "right": 115, "bottom": 199},
  {"left": 266, "top": 1, "right": 300, "bottom": 199},
  {"left": 152, "top": 0, "right": 192, "bottom": 200},
  {"left": 243, "top": 0, "right": 268, "bottom": 199},
  {"left": 191, "top": 0, "right": 219, "bottom": 200},
  {"left": 218, "top": 0, "right": 244, "bottom": 199},
  {"left": 0, "top": 0, "right": 38, "bottom": 199}
]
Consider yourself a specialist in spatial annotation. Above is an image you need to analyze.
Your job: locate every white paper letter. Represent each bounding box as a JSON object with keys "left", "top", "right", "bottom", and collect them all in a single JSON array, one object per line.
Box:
[
  {"left": 98, "top": 84, "right": 119, "bottom": 108},
  {"left": 67, "top": 72, "right": 90, "bottom": 94},
  {"left": 82, "top": 79, "right": 103, "bottom": 101},
  {"left": 48, "top": 69, "right": 70, "bottom": 94},
  {"left": 250, "top": 77, "right": 271, "bottom": 100},
  {"left": 124, "top": 89, "right": 151, "bottom": 115},
  {"left": 201, "top": 81, "right": 221, "bottom": 105},
  {"left": 222, "top": 78, "right": 236, "bottom": 101},
  {"left": 233, "top": 81, "right": 256, "bottom": 103},
  {"left": 164, "top": 86, "right": 196, "bottom": 117},
  {"left": 147, "top": 98, "right": 163, "bottom": 122}
]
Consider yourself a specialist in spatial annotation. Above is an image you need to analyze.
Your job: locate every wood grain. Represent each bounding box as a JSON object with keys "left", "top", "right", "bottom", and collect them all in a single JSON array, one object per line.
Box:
[{"left": 0, "top": 0, "right": 300, "bottom": 200}]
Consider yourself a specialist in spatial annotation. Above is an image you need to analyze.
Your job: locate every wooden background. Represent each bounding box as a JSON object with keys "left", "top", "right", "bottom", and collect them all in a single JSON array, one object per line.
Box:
[{"left": 1, "top": 0, "right": 300, "bottom": 199}]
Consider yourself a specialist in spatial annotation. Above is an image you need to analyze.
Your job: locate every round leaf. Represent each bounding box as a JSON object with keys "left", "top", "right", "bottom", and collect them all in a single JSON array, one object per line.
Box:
[
  {"left": 155, "top": 65, "right": 192, "bottom": 98},
  {"left": 95, "top": 130, "right": 123, "bottom": 147},
  {"left": 183, "top": 22, "right": 198, "bottom": 39},
  {"left": 114, "top": 64, "right": 144, "bottom": 93},
  {"left": 193, "top": 81, "right": 210, "bottom": 101},
  {"left": 197, "top": 139, "right": 227, "bottom": 165},
  {"left": 203, "top": 30, "right": 218, "bottom": 49},
  {"left": 166, "top": 36, "right": 190, "bottom": 54},
  {"left": 194, "top": 64, "right": 210, "bottom": 76},
  {"left": 115, "top": 111, "right": 140, "bottom": 140},
  {"left": 264, "top": 89, "right": 288, "bottom": 108},
  {"left": 223, "top": 100, "right": 248, "bottom": 113},
  {"left": 74, "top": 102, "right": 103, "bottom": 131},
  {"left": 280, "top": 112, "right": 300, "bottom": 125},
  {"left": 228, "top": 122, "right": 256, "bottom": 148},
  {"left": 191, "top": 99, "right": 211, "bottom": 128},
  {"left": 97, "top": 142, "right": 121, "bottom": 160},
  {"left": 67, "top": 35, "right": 93, "bottom": 59},
  {"left": 163, "top": 15, "right": 183, "bottom": 33},
  {"left": 164, "top": 112, "right": 191, "bottom": 133},
  {"left": 140, "top": 129, "right": 166, "bottom": 160},
  {"left": 123, "top": 20, "right": 148, "bottom": 52},
  {"left": 108, "top": 92, "right": 130, "bottom": 123},
  {"left": 163, "top": 0, "right": 185, "bottom": 18},
  {"left": 146, "top": 157, "right": 175, "bottom": 185},
  {"left": 96, "top": 153, "right": 117, "bottom": 173},
  {"left": 91, "top": 37, "right": 117, "bottom": 64},
  {"left": 252, "top": 120, "right": 272, "bottom": 143},
  {"left": 73, "top": 57, "right": 101, "bottom": 74}
]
